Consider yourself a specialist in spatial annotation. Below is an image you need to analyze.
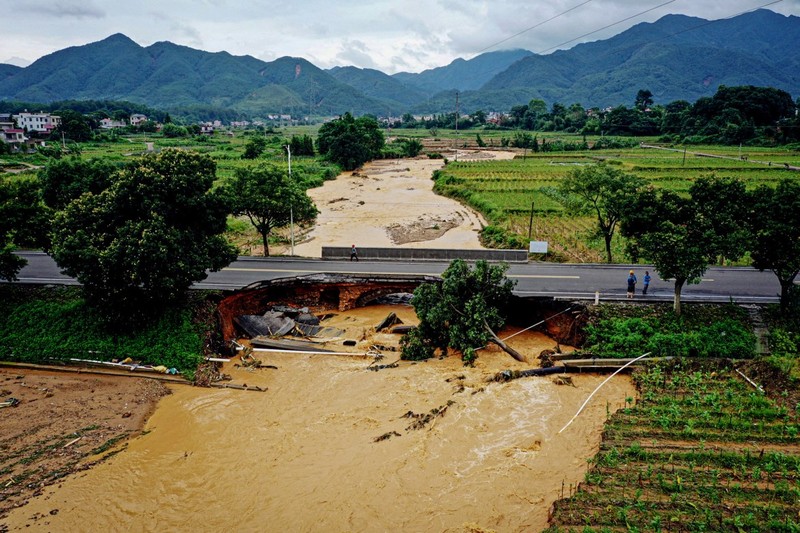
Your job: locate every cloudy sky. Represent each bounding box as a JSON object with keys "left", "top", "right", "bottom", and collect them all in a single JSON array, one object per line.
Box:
[{"left": 2, "top": 0, "right": 798, "bottom": 73}]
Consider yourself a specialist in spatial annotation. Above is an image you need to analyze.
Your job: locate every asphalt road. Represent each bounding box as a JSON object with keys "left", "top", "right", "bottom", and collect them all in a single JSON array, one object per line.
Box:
[{"left": 11, "top": 251, "right": 783, "bottom": 304}]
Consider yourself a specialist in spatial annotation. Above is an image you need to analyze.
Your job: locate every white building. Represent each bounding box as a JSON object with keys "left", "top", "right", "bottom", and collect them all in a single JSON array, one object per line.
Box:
[
  {"left": 12, "top": 112, "right": 61, "bottom": 133},
  {"left": 100, "top": 118, "right": 127, "bottom": 129},
  {"left": 130, "top": 114, "right": 148, "bottom": 126}
]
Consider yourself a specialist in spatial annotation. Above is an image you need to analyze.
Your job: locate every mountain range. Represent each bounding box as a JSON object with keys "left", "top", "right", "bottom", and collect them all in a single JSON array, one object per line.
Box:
[{"left": 0, "top": 9, "right": 798, "bottom": 118}]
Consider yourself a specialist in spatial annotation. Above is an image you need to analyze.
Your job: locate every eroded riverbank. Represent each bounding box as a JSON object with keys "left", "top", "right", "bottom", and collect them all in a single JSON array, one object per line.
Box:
[{"left": 3, "top": 304, "right": 635, "bottom": 532}]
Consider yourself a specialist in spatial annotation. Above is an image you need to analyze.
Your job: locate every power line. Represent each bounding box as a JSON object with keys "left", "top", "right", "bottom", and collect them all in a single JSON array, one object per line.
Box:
[
  {"left": 472, "top": 0, "right": 595, "bottom": 57},
  {"left": 646, "top": 0, "right": 783, "bottom": 45},
  {"left": 538, "top": 0, "right": 678, "bottom": 54}
]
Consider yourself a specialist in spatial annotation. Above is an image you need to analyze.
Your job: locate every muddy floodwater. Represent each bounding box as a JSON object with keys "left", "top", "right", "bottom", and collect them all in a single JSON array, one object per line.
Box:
[{"left": 6, "top": 305, "right": 635, "bottom": 532}]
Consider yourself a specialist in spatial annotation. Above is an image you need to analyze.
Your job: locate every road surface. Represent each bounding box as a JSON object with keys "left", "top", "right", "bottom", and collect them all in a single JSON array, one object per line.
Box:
[{"left": 10, "top": 252, "right": 783, "bottom": 304}]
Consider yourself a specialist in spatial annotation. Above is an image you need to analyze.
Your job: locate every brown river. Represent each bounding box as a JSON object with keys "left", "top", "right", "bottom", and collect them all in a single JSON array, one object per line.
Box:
[{"left": 6, "top": 305, "right": 635, "bottom": 532}]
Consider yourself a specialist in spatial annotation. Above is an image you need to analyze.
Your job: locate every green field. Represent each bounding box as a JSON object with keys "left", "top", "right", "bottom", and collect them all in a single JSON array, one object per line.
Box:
[
  {"left": 545, "top": 360, "right": 800, "bottom": 531},
  {"left": 433, "top": 140, "right": 800, "bottom": 262},
  {"left": 3, "top": 128, "right": 799, "bottom": 261}
]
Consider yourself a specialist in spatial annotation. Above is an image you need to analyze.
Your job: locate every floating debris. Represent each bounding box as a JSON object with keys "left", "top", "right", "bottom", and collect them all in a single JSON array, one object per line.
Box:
[
  {"left": 367, "top": 363, "right": 399, "bottom": 372},
  {"left": 373, "top": 431, "right": 401, "bottom": 442},
  {"left": 552, "top": 375, "right": 575, "bottom": 387},
  {"left": 375, "top": 312, "right": 402, "bottom": 332},
  {"left": 402, "top": 400, "right": 456, "bottom": 431}
]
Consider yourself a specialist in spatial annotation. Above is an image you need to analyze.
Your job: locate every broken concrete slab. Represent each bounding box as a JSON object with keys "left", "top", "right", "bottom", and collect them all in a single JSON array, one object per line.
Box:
[
  {"left": 250, "top": 336, "right": 335, "bottom": 352},
  {"left": 235, "top": 314, "right": 295, "bottom": 337},
  {"left": 375, "top": 312, "right": 402, "bottom": 332}
]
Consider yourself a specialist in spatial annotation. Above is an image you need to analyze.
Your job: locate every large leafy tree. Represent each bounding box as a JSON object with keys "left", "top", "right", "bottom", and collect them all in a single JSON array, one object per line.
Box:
[
  {"left": 317, "top": 112, "right": 384, "bottom": 170},
  {"left": 748, "top": 179, "right": 800, "bottom": 310},
  {"left": 634, "top": 89, "right": 654, "bottom": 110},
  {"left": 225, "top": 164, "right": 317, "bottom": 256},
  {"left": 50, "top": 148, "right": 237, "bottom": 324},
  {"left": 38, "top": 156, "right": 118, "bottom": 210},
  {"left": 558, "top": 163, "right": 644, "bottom": 263},
  {"left": 0, "top": 177, "right": 50, "bottom": 280},
  {"left": 622, "top": 177, "right": 748, "bottom": 315},
  {"left": 401, "top": 259, "right": 521, "bottom": 365},
  {"left": 52, "top": 109, "right": 93, "bottom": 142}
]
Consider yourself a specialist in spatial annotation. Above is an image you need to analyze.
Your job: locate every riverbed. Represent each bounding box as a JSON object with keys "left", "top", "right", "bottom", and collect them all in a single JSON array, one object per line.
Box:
[{"left": 4, "top": 305, "right": 635, "bottom": 532}]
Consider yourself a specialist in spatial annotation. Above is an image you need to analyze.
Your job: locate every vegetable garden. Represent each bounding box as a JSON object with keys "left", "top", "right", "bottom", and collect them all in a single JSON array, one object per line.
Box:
[{"left": 545, "top": 359, "right": 800, "bottom": 531}]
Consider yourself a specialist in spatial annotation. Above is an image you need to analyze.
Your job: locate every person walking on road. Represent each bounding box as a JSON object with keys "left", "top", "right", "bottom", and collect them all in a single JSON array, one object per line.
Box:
[
  {"left": 350, "top": 244, "right": 359, "bottom": 262},
  {"left": 626, "top": 270, "right": 637, "bottom": 299},
  {"left": 642, "top": 271, "right": 651, "bottom": 295}
]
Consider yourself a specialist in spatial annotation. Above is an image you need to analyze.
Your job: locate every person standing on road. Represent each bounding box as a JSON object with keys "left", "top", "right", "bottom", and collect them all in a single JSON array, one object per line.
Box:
[
  {"left": 642, "top": 271, "right": 651, "bottom": 295},
  {"left": 626, "top": 270, "right": 637, "bottom": 299},
  {"left": 350, "top": 244, "right": 359, "bottom": 262}
]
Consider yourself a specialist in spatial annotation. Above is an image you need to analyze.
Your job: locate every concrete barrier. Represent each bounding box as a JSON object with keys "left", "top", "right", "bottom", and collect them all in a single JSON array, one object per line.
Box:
[{"left": 321, "top": 246, "right": 528, "bottom": 263}]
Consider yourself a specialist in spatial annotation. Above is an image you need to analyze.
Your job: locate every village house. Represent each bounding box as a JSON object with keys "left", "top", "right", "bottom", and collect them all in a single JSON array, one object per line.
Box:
[
  {"left": 12, "top": 111, "right": 61, "bottom": 134},
  {"left": 0, "top": 127, "right": 26, "bottom": 148},
  {"left": 129, "top": 114, "right": 148, "bottom": 126},
  {"left": 99, "top": 117, "right": 127, "bottom": 129}
]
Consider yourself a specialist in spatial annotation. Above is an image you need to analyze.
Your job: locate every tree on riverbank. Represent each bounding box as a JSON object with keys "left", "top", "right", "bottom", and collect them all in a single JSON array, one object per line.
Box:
[
  {"left": 224, "top": 164, "right": 317, "bottom": 256},
  {"left": 317, "top": 112, "right": 384, "bottom": 170},
  {"left": 50, "top": 148, "right": 237, "bottom": 324},
  {"left": 622, "top": 177, "right": 748, "bottom": 315},
  {"left": 401, "top": 259, "right": 521, "bottom": 365}
]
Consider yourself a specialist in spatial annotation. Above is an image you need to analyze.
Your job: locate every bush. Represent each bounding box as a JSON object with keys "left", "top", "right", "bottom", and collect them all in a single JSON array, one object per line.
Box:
[
  {"left": 584, "top": 311, "right": 755, "bottom": 359},
  {"left": 0, "top": 286, "right": 210, "bottom": 371}
]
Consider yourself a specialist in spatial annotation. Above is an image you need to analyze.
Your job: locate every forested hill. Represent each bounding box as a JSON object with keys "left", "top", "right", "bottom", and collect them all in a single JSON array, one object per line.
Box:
[{"left": 0, "top": 9, "right": 798, "bottom": 116}]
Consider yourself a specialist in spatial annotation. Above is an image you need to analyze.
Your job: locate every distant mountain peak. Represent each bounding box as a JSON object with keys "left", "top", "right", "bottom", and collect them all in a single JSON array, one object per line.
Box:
[{"left": 0, "top": 10, "right": 795, "bottom": 116}]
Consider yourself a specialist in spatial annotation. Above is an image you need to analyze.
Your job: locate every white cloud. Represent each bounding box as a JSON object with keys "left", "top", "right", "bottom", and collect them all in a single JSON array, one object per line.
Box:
[{"left": 0, "top": 0, "right": 797, "bottom": 73}]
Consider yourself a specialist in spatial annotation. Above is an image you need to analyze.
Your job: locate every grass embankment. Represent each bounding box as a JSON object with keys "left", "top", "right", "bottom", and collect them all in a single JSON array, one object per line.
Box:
[
  {"left": 545, "top": 359, "right": 800, "bottom": 531},
  {"left": 0, "top": 285, "right": 219, "bottom": 377},
  {"left": 581, "top": 303, "right": 756, "bottom": 359},
  {"left": 432, "top": 140, "right": 800, "bottom": 261}
]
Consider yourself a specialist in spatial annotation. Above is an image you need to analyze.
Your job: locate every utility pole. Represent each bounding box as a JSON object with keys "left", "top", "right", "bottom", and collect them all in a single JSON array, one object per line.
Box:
[
  {"left": 454, "top": 91, "right": 459, "bottom": 162},
  {"left": 286, "top": 145, "right": 294, "bottom": 256},
  {"left": 528, "top": 201, "right": 535, "bottom": 240}
]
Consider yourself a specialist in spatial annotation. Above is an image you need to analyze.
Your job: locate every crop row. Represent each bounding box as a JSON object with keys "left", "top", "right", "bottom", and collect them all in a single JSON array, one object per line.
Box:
[{"left": 543, "top": 362, "right": 800, "bottom": 531}]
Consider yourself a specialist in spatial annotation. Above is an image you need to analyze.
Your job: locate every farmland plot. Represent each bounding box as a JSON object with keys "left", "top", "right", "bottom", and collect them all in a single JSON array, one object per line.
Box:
[
  {"left": 434, "top": 144, "right": 800, "bottom": 262},
  {"left": 545, "top": 360, "right": 800, "bottom": 531}
]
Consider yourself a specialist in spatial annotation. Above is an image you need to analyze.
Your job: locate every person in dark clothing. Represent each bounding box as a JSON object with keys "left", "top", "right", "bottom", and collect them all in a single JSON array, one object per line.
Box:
[
  {"left": 642, "top": 271, "right": 651, "bottom": 295},
  {"left": 350, "top": 244, "right": 358, "bottom": 261},
  {"left": 626, "top": 270, "right": 637, "bottom": 299}
]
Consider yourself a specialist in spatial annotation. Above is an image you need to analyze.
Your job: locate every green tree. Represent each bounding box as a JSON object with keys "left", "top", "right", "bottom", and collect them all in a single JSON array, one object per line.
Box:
[
  {"left": 38, "top": 157, "right": 118, "bottom": 210},
  {"left": 0, "top": 178, "right": 50, "bottom": 280},
  {"left": 225, "top": 164, "right": 317, "bottom": 257},
  {"left": 635, "top": 89, "right": 654, "bottom": 111},
  {"left": 161, "top": 123, "right": 189, "bottom": 138},
  {"left": 50, "top": 149, "right": 237, "bottom": 324},
  {"left": 622, "top": 177, "right": 748, "bottom": 315},
  {"left": 558, "top": 163, "right": 644, "bottom": 263},
  {"left": 242, "top": 136, "right": 267, "bottom": 159},
  {"left": 748, "top": 179, "right": 800, "bottom": 311},
  {"left": 289, "top": 134, "right": 315, "bottom": 156},
  {"left": 53, "top": 109, "right": 92, "bottom": 142},
  {"left": 317, "top": 112, "right": 385, "bottom": 170},
  {"left": 401, "top": 259, "right": 521, "bottom": 365}
]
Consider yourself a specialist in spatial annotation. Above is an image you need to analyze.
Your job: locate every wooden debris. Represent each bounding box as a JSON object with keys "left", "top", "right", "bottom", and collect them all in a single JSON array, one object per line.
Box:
[
  {"left": 373, "top": 431, "right": 401, "bottom": 442},
  {"left": 402, "top": 400, "right": 455, "bottom": 431}
]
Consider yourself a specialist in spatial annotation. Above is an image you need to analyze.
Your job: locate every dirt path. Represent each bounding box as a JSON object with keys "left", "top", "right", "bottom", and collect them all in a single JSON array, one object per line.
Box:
[{"left": 288, "top": 151, "right": 514, "bottom": 257}]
